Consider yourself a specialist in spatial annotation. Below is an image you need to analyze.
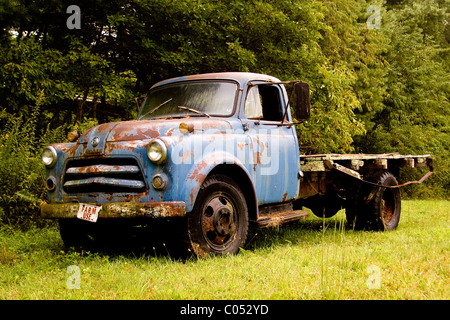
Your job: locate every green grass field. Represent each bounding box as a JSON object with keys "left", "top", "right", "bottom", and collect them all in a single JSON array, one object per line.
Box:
[{"left": 0, "top": 200, "right": 448, "bottom": 300}]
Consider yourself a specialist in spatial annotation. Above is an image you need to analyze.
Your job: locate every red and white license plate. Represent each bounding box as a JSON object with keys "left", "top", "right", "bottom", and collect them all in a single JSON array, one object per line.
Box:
[{"left": 77, "top": 203, "right": 101, "bottom": 223}]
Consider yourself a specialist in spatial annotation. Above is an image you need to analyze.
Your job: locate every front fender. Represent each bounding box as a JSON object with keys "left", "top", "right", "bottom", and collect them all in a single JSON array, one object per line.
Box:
[{"left": 181, "top": 151, "right": 251, "bottom": 212}]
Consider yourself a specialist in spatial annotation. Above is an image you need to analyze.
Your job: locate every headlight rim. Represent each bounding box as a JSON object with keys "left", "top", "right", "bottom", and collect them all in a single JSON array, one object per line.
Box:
[
  {"left": 42, "top": 146, "right": 58, "bottom": 168},
  {"left": 147, "top": 139, "right": 167, "bottom": 164}
]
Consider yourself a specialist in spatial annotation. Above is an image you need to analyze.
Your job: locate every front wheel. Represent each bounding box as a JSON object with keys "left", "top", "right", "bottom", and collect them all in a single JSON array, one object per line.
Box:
[{"left": 187, "top": 174, "right": 249, "bottom": 257}]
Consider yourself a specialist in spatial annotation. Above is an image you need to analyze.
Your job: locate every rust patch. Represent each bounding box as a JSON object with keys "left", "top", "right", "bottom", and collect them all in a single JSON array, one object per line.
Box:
[
  {"left": 190, "top": 190, "right": 195, "bottom": 206},
  {"left": 237, "top": 142, "right": 247, "bottom": 151},
  {"left": 180, "top": 150, "right": 192, "bottom": 163},
  {"left": 257, "top": 210, "right": 309, "bottom": 228},
  {"left": 166, "top": 128, "right": 175, "bottom": 136},
  {"left": 112, "top": 122, "right": 159, "bottom": 141},
  {"left": 187, "top": 161, "right": 208, "bottom": 184}
]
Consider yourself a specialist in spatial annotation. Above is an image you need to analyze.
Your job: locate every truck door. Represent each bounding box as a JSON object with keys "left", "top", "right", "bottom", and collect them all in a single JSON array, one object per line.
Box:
[{"left": 242, "top": 84, "right": 299, "bottom": 205}]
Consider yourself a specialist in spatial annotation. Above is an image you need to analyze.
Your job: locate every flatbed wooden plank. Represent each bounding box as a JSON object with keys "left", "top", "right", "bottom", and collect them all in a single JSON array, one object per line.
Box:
[
  {"left": 300, "top": 153, "right": 431, "bottom": 161},
  {"left": 300, "top": 154, "right": 433, "bottom": 172},
  {"left": 300, "top": 153, "right": 432, "bottom": 160}
]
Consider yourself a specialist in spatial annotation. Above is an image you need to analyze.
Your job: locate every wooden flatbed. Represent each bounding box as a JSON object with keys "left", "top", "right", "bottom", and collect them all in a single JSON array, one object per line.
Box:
[
  {"left": 295, "top": 153, "right": 434, "bottom": 226},
  {"left": 300, "top": 153, "right": 433, "bottom": 174}
]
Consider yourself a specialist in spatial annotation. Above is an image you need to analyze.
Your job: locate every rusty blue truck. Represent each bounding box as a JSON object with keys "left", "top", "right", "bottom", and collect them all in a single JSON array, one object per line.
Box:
[{"left": 40, "top": 72, "right": 434, "bottom": 256}]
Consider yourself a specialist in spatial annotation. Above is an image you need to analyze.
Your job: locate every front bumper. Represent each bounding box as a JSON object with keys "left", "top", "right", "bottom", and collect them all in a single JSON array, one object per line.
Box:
[{"left": 41, "top": 201, "right": 186, "bottom": 219}]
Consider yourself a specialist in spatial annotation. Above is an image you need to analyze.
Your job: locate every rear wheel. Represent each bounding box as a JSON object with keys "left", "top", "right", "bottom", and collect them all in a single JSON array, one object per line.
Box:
[
  {"left": 346, "top": 172, "right": 401, "bottom": 231},
  {"left": 187, "top": 174, "right": 249, "bottom": 257}
]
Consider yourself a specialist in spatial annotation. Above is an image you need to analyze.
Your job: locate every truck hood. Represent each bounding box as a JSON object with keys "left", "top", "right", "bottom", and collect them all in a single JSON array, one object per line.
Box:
[{"left": 79, "top": 118, "right": 233, "bottom": 143}]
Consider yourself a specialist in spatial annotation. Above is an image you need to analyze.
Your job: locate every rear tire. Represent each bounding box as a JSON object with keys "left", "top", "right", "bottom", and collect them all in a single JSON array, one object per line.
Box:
[
  {"left": 187, "top": 174, "right": 249, "bottom": 257},
  {"left": 346, "top": 172, "right": 401, "bottom": 231}
]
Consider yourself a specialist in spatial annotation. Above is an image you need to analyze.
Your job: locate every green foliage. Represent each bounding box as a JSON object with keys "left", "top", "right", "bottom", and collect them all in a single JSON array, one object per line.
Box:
[
  {"left": 354, "top": 0, "right": 450, "bottom": 198},
  {"left": 0, "top": 34, "right": 137, "bottom": 125},
  {"left": 0, "top": 108, "right": 99, "bottom": 228},
  {"left": 0, "top": 0, "right": 448, "bottom": 228},
  {"left": 0, "top": 37, "right": 67, "bottom": 114},
  {"left": 0, "top": 108, "right": 50, "bottom": 228}
]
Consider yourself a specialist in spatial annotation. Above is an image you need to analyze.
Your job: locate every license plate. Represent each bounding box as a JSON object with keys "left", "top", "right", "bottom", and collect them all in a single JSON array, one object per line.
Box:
[{"left": 77, "top": 203, "right": 101, "bottom": 223}]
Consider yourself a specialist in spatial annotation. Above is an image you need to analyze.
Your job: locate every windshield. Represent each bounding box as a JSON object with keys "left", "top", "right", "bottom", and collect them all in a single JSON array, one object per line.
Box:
[{"left": 138, "top": 81, "right": 238, "bottom": 119}]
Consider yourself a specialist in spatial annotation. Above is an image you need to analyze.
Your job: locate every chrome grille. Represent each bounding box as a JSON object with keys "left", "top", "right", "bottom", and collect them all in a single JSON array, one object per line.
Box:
[{"left": 63, "top": 158, "right": 146, "bottom": 193}]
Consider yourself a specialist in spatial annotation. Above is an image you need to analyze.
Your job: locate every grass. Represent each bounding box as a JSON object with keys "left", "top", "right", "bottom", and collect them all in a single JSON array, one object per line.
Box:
[{"left": 0, "top": 200, "right": 448, "bottom": 300}]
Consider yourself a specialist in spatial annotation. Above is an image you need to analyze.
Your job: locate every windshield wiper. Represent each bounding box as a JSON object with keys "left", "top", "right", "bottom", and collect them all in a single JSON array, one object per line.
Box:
[
  {"left": 178, "top": 106, "right": 210, "bottom": 118},
  {"left": 140, "top": 98, "right": 173, "bottom": 119}
]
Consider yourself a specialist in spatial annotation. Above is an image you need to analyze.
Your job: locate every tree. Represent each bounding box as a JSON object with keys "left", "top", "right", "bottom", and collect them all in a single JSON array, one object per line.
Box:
[
  {"left": 354, "top": 0, "right": 450, "bottom": 197},
  {"left": 0, "top": 0, "right": 448, "bottom": 201}
]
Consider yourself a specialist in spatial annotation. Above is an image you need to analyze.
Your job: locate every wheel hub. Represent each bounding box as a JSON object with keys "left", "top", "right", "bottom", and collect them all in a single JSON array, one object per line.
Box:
[{"left": 202, "top": 195, "right": 237, "bottom": 246}]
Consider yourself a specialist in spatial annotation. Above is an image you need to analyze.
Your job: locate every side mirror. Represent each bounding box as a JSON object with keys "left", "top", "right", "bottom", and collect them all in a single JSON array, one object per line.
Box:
[{"left": 293, "top": 82, "right": 310, "bottom": 121}]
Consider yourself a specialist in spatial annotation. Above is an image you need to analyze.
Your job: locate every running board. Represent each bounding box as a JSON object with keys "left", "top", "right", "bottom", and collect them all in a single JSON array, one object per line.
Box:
[{"left": 257, "top": 210, "right": 309, "bottom": 228}]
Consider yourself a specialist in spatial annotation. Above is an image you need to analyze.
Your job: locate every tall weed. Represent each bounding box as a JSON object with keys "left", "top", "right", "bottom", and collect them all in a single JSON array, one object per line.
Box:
[{"left": 0, "top": 108, "right": 65, "bottom": 228}]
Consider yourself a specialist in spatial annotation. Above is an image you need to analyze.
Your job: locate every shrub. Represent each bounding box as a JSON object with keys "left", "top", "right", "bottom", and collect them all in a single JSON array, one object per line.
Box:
[
  {"left": 0, "top": 108, "right": 44, "bottom": 227},
  {"left": 0, "top": 106, "right": 107, "bottom": 228}
]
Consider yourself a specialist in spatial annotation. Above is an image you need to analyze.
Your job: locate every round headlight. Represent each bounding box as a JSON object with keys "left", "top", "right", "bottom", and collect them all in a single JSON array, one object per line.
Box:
[
  {"left": 41, "top": 146, "right": 57, "bottom": 168},
  {"left": 147, "top": 139, "right": 167, "bottom": 164}
]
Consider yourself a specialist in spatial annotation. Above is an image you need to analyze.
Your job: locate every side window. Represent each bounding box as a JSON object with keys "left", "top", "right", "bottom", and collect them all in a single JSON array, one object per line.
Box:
[
  {"left": 245, "top": 84, "right": 283, "bottom": 121},
  {"left": 245, "top": 86, "right": 263, "bottom": 119}
]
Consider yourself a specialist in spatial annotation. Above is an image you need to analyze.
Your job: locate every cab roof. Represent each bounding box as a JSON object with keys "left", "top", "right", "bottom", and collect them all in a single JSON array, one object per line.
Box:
[{"left": 150, "top": 72, "right": 282, "bottom": 90}]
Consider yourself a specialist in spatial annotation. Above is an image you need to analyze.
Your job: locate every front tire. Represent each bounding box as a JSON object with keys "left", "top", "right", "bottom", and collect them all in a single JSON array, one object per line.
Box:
[{"left": 187, "top": 174, "right": 249, "bottom": 257}]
